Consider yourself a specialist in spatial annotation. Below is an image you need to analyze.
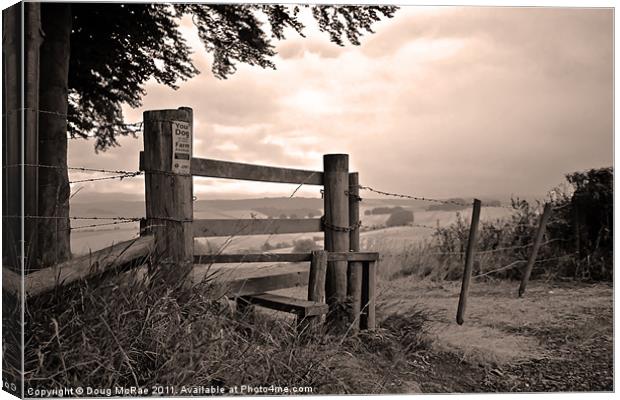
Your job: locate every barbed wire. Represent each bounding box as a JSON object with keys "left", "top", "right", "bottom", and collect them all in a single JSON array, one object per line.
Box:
[
  {"left": 3, "top": 215, "right": 141, "bottom": 221},
  {"left": 3, "top": 107, "right": 69, "bottom": 119},
  {"left": 289, "top": 171, "right": 319, "bottom": 199},
  {"left": 4, "top": 163, "right": 142, "bottom": 175},
  {"left": 68, "top": 171, "right": 143, "bottom": 184},
  {"left": 70, "top": 220, "right": 140, "bottom": 231},
  {"left": 356, "top": 185, "right": 516, "bottom": 211},
  {"left": 3, "top": 163, "right": 144, "bottom": 184}
]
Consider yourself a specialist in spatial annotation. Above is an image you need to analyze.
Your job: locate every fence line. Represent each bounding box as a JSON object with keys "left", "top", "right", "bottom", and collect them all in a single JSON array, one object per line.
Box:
[
  {"left": 4, "top": 163, "right": 143, "bottom": 175},
  {"left": 68, "top": 172, "right": 143, "bottom": 184},
  {"left": 356, "top": 184, "right": 516, "bottom": 211},
  {"left": 3, "top": 108, "right": 144, "bottom": 136}
]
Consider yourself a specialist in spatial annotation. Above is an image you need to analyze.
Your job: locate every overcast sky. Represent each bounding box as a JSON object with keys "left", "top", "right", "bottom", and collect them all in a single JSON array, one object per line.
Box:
[{"left": 67, "top": 6, "right": 613, "bottom": 202}]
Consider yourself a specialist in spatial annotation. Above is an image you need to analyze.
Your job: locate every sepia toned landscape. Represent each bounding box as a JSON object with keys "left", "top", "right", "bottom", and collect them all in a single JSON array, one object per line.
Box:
[{"left": 2, "top": 2, "right": 613, "bottom": 397}]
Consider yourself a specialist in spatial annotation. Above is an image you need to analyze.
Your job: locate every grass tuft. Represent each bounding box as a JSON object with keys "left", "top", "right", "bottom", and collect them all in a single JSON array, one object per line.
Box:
[{"left": 23, "top": 267, "right": 435, "bottom": 395}]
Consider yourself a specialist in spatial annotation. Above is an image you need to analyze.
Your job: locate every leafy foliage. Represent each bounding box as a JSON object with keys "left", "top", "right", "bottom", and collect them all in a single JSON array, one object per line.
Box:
[
  {"left": 548, "top": 167, "right": 613, "bottom": 280},
  {"left": 431, "top": 167, "right": 613, "bottom": 281},
  {"left": 66, "top": 4, "right": 397, "bottom": 151}
]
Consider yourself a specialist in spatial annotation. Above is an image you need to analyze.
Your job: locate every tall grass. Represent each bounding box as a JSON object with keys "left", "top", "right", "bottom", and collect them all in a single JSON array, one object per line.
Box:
[
  {"left": 367, "top": 199, "right": 580, "bottom": 282},
  {"left": 23, "top": 264, "right": 433, "bottom": 394}
]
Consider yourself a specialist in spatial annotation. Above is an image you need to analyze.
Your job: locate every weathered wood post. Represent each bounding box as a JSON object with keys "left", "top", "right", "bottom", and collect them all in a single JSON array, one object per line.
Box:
[
  {"left": 360, "top": 260, "right": 377, "bottom": 330},
  {"left": 298, "top": 250, "right": 328, "bottom": 334},
  {"left": 323, "top": 154, "right": 350, "bottom": 330},
  {"left": 142, "top": 107, "right": 194, "bottom": 283},
  {"left": 347, "top": 172, "right": 362, "bottom": 331},
  {"left": 518, "top": 203, "right": 552, "bottom": 297},
  {"left": 456, "top": 198, "right": 481, "bottom": 325}
]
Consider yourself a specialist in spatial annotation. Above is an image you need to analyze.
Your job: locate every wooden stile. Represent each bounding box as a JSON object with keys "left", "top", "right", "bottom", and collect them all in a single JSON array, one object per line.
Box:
[
  {"left": 143, "top": 107, "right": 194, "bottom": 280},
  {"left": 191, "top": 157, "right": 323, "bottom": 185},
  {"left": 194, "top": 252, "right": 312, "bottom": 264},
  {"left": 192, "top": 218, "right": 322, "bottom": 238},
  {"left": 239, "top": 293, "right": 328, "bottom": 317},
  {"left": 456, "top": 199, "right": 482, "bottom": 325},
  {"left": 193, "top": 251, "right": 379, "bottom": 264},
  {"left": 226, "top": 270, "right": 310, "bottom": 296},
  {"left": 328, "top": 252, "right": 379, "bottom": 262}
]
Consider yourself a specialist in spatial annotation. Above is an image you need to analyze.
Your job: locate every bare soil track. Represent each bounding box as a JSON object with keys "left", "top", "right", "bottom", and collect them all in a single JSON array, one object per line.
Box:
[{"left": 378, "top": 278, "right": 613, "bottom": 393}]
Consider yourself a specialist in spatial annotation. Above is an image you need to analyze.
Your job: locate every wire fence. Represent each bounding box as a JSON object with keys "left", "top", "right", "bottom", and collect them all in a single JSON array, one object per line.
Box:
[
  {"left": 3, "top": 163, "right": 144, "bottom": 184},
  {"left": 356, "top": 184, "right": 515, "bottom": 211},
  {"left": 4, "top": 149, "right": 570, "bottom": 277},
  {"left": 3, "top": 108, "right": 144, "bottom": 138}
]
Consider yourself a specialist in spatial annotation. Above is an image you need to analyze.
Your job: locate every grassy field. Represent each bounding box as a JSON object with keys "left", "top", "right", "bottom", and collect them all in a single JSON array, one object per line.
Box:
[{"left": 32, "top": 202, "right": 610, "bottom": 394}]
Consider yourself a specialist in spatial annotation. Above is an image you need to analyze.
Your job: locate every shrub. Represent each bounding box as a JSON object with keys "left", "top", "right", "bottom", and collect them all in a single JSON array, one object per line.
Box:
[
  {"left": 428, "top": 167, "right": 613, "bottom": 282},
  {"left": 385, "top": 209, "right": 414, "bottom": 227},
  {"left": 368, "top": 206, "right": 404, "bottom": 215}
]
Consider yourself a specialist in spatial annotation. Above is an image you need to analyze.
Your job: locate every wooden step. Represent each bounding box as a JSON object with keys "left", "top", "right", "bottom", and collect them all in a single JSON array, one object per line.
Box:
[{"left": 239, "top": 293, "right": 328, "bottom": 317}]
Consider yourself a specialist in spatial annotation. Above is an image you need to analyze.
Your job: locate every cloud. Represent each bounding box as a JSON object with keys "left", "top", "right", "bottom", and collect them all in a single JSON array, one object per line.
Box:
[
  {"left": 277, "top": 38, "right": 345, "bottom": 60},
  {"left": 69, "top": 6, "right": 613, "bottom": 202}
]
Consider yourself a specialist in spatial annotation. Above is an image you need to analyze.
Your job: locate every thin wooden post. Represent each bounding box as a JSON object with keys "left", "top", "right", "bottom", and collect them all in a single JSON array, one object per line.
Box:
[
  {"left": 299, "top": 250, "right": 328, "bottom": 334},
  {"left": 518, "top": 203, "right": 552, "bottom": 297},
  {"left": 456, "top": 199, "right": 481, "bottom": 325},
  {"left": 323, "top": 154, "right": 349, "bottom": 330},
  {"left": 360, "top": 260, "right": 377, "bottom": 330},
  {"left": 308, "top": 250, "right": 328, "bottom": 303},
  {"left": 142, "top": 107, "right": 194, "bottom": 283},
  {"left": 347, "top": 172, "right": 362, "bottom": 331}
]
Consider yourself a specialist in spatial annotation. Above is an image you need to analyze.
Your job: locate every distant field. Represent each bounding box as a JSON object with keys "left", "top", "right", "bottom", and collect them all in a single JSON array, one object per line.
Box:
[
  {"left": 70, "top": 205, "right": 513, "bottom": 255},
  {"left": 71, "top": 224, "right": 140, "bottom": 255}
]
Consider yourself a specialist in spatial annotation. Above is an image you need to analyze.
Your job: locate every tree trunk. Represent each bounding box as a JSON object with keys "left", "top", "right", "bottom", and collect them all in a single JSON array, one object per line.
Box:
[
  {"left": 3, "top": 4, "right": 23, "bottom": 270},
  {"left": 35, "top": 3, "right": 72, "bottom": 269}
]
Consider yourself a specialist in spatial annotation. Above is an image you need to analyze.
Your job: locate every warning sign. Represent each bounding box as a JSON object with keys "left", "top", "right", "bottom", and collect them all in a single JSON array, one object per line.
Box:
[{"left": 171, "top": 120, "right": 192, "bottom": 175}]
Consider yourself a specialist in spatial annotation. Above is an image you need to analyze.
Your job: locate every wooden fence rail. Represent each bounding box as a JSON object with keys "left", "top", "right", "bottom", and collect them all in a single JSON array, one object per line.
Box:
[
  {"left": 3, "top": 235, "right": 155, "bottom": 298},
  {"left": 192, "top": 218, "right": 323, "bottom": 238},
  {"left": 191, "top": 157, "right": 324, "bottom": 185},
  {"left": 138, "top": 106, "right": 379, "bottom": 331}
]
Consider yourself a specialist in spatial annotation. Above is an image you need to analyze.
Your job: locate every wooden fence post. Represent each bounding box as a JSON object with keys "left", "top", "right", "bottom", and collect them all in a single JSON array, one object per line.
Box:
[
  {"left": 518, "top": 203, "right": 552, "bottom": 297},
  {"left": 299, "top": 250, "right": 328, "bottom": 334},
  {"left": 360, "top": 260, "right": 377, "bottom": 330},
  {"left": 323, "top": 154, "right": 349, "bottom": 330},
  {"left": 347, "top": 172, "right": 362, "bottom": 331},
  {"left": 456, "top": 199, "right": 481, "bottom": 325},
  {"left": 142, "top": 107, "right": 194, "bottom": 283}
]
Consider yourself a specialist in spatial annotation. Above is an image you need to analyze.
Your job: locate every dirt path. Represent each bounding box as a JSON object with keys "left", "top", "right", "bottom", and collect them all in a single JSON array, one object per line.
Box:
[{"left": 378, "top": 277, "right": 613, "bottom": 392}]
